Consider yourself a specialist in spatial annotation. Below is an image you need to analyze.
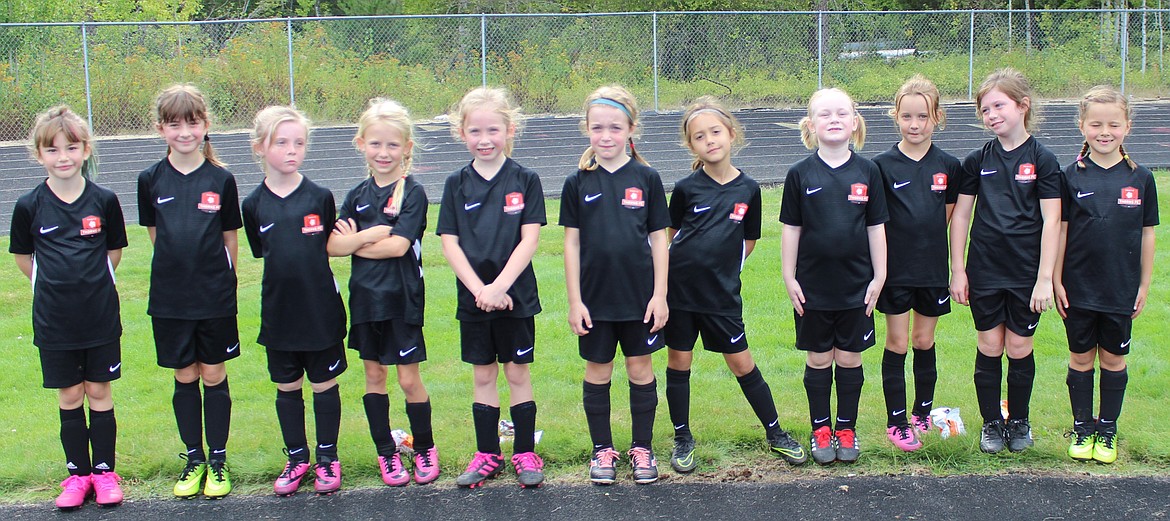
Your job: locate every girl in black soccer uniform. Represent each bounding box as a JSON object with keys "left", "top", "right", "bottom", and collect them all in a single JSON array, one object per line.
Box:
[
  {"left": 137, "top": 85, "right": 240, "bottom": 498},
  {"left": 11, "top": 107, "right": 127, "bottom": 510},
  {"left": 664, "top": 96, "right": 807, "bottom": 473},
  {"left": 242, "top": 106, "right": 348, "bottom": 495},
  {"left": 949, "top": 69, "right": 1061, "bottom": 454},
  {"left": 1055, "top": 87, "right": 1157, "bottom": 464},
  {"left": 780, "top": 88, "right": 888, "bottom": 466},
  {"left": 438, "top": 87, "right": 547, "bottom": 489},
  {"left": 328, "top": 98, "right": 439, "bottom": 486},
  {"left": 873, "top": 75, "right": 961, "bottom": 452},
  {"left": 561, "top": 85, "right": 670, "bottom": 485}
]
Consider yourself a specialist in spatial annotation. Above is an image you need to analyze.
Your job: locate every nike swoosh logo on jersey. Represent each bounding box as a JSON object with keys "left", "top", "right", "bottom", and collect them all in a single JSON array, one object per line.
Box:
[
  {"left": 226, "top": 343, "right": 240, "bottom": 353},
  {"left": 108, "top": 362, "right": 121, "bottom": 373},
  {"left": 464, "top": 202, "right": 482, "bottom": 211},
  {"left": 157, "top": 196, "right": 175, "bottom": 204},
  {"left": 893, "top": 180, "right": 912, "bottom": 189},
  {"left": 730, "top": 332, "right": 745, "bottom": 343},
  {"left": 980, "top": 169, "right": 997, "bottom": 176},
  {"left": 1077, "top": 191, "right": 1094, "bottom": 198},
  {"left": 646, "top": 334, "right": 658, "bottom": 346},
  {"left": 260, "top": 223, "right": 275, "bottom": 233},
  {"left": 693, "top": 205, "right": 711, "bottom": 213},
  {"left": 399, "top": 346, "right": 419, "bottom": 357},
  {"left": 516, "top": 346, "right": 534, "bottom": 357},
  {"left": 1121, "top": 339, "right": 1132, "bottom": 348},
  {"left": 356, "top": 203, "right": 371, "bottom": 212},
  {"left": 39, "top": 226, "right": 58, "bottom": 234},
  {"left": 585, "top": 193, "right": 602, "bottom": 202},
  {"left": 938, "top": 295, "right": 950, "bottom": 305},
  {"left": 863, "top": 329, "right": 874, "bottom": 341},
  {"left": 805, "top": 187, "right": 823, "bottom": 195},
  {"left": 1027, "top": 322, "right": 1038, "bottom": 330},
  {"left": 893, "top": 409, "right": 906, "bottom": 416},
  {"left": 328, "top": 359, "right": 341, "bottom": 371}
]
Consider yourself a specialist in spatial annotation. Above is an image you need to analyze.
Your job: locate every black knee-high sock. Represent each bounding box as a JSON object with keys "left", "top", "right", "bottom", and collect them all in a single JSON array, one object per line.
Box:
[
  {"left": 60, "top": 407, "right": 91, "bottom": 476},
  {"left": 974, "top": 352, "right": 1003, "bottom": 423},
  {"left": 582, "top": 381, "right": 613, "bottom": 451},
  {"left": 511, "top": 401, "right": 537, "bottom": 454},
  {"left": 911, "top": 344, "right": 938, "bottom": 416},
  {"left": 629, "top": 380, "right": 657, "bottom": 449},
  {"left": 1006, "top": 353, "right": 1035, "bottom": 420},
  {"left": 804, "top": 365, "right": 833, "bottom": 431},
  {"left": 203, "top": 377, "right": 232, "bottom": 461},
  {"left": 882, "top": 350, "right": 908, "bottom": 427},
  {"left": 173, "top": 380, "right": 204, "bottom": 461},
  {"left": 405, "top": 400, "right": 434, "bottom": 451},
  {"left": 1066, "top": 367, "right": 1095, "bottom": 426},
  {"left": 665, "top": 368, "right": 691, "bottom": 438},
  {"left": 737, "top": 366, "right": 780, "bottom": 432},
  {"left": 1098, "top": 367, "right": 1129, "bottom": 426},
  {"left": 276, "top": 388, "right": 309, "bottom": 462},
  {"left": 88, "top": 408, "right": 116, "bottom": 474},
  {"left": 834, "top": 365, "right": 865, "bottom": 431},
  {"left": 362, "top": 393, "right": 396, "bottom": 456},
  {"left": 313, "top": 385, "right": 341, "bottom": 461},
  {"left": 472, "top": 402, "right": 501, "bottom": 455}
]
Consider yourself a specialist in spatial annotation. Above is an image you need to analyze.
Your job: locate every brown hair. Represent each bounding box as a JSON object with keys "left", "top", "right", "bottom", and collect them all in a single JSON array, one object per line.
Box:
[
  {"left": 1075, "top": 85, "right": 1136, "bottom": 170},
  {"left": 449, "top": 86, "right": 523, "bottom": 156},
  {"left": 154, "top": 84, "right": 225, "bottom": 167},
  {"left": 889, "top": 74, "right": 947, "bottom": 131},
  {"left": 29, "top": 105, "right": 97, "bottom": 180},
  {"left": 679, "top": 96, "right": 745, "bottom": 171},
  {"left": 975, "top": 68, "right": 1041, "bottom": 132},
  {"left": 799, "top": 88, "right": 867, "bottom": 150},
  {"left": 578, "top": 84, "right": 649, "bottom": 171}
]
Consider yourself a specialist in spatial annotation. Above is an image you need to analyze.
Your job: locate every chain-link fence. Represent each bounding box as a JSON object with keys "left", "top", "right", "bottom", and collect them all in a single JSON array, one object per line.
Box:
[{"left": 0, "top": 9, "right": 1166, "bottom": 141}]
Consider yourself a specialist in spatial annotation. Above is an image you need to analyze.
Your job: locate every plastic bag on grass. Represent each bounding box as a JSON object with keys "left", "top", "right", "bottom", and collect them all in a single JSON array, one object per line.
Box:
[{"left": 929, "top": 407, "right": 966, "bottom": 438}]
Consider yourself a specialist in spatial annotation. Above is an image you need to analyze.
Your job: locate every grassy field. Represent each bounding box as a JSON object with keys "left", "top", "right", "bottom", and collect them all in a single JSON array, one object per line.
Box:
[{"left": 2, "top": 180, "right": 1169, "bottom": 502}]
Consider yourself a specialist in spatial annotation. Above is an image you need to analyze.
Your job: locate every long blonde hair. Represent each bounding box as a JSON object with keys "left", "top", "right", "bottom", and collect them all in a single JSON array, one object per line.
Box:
[
  {"left": 154, "top": 84, "right": 225, "bottom": 167},
  {"left": 250, "top": 105, "right": 311, "bottom": 173},
  {"left": 1074, "top": 85, "right": 1136, "bottom": 170},
  {"left": 679, "top": 96, "right": 745, "bottom": 171},
  {"left": 449, "top": 86, "right": 523, "bottom": 157},
  {"left": 799, "top": 88, "right": 867, "bottom": 150},
  {"left": 578, "top": 85, "right": 649, "bottom": 170},
  {"left": 355, "top": 98, "right": 415, "bottom": 216},
  {"left": 29, "top": 105, "right": 97, "bottom": 180}
]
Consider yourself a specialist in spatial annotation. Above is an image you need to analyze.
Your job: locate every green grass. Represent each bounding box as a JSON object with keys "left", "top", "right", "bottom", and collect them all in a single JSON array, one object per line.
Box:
[{"left": 2, "top": 177, "right": 1169, "bottom": 502}]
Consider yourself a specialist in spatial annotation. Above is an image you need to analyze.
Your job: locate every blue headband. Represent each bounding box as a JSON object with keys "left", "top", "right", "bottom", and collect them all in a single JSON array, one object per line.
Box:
[{"left": 590, "top": 98, "right": 633, "bottom": 121}]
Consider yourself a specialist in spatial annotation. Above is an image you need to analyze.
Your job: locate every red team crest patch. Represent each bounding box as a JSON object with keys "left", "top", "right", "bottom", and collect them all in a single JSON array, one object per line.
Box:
[
  {"left": 931, "top": 173, "right": 948, "bottom": 191},
  {"left": 198, "top": 191, "right": 222, "bottom": 212},
  {"left": 503, "top": 191, "right": 525, "bottom": 214},
  {"left": 383, "top": 195, "right": 397, "bottom": 216},
  {"left": 847, "top": 183, "right": 869, "bottom": 203},
  {"left": 622, "top": 187, "right": 645, "bottom": 208},
  {"left": 80, "top": 215, "right": 102, "bottom": 236},
  {"left": 302, "top": 214, "right": 324, "bottom": 234},
  {"left": 729, "top": 202, "right": 748, "bottom": 221},
  {"left": 1015, "top": 163, "right": 1037, "bottom": 182},
  {"left": 1118, "top": 186, "right": 1142, "bottom": 206}
]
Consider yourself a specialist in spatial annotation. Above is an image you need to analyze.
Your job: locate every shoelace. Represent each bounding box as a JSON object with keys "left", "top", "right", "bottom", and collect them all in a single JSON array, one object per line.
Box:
[
  {"left": 208, "top": 461, "right": 227, "bottom": 482},
  {"left": 93, "top": 473, "right": 120, "bottom": 490},
  {"left": 512, "top": 452, "right": 543, "bottom": 472},
  {"left": 912, "top": 416, "right": 930, "bottom": 431},
  {"left": 417, "top": 448, "right": 436, "bottom": 467},
  {"left": 468, "top": 452, "right": 499, "bottom": 473},
  {"left": 813, "top": 428, "right": 833, "bottom": 449},
  {"left": 61, "top": 475, "right": 90, "bottom": 492},
  {"left": 382, "top": 454, "right": 403, "bottom": 474},
  {"left": 836, "top": 430, "right": 856, "bottom": 448},
  {"left": 178, "top": 454, "right": 202, "bottom": 480},
  {"left": 895, "top": 426, "right": 914, "bottom": 441},
  {"left": 280, "top": 460, "right": 306, "bottom": 479},
  {"left": 1097, "top": 432, "right": 1116, "bottom": 449},
  {"left": 629, "top": 447, "right": 652, "bottom": 468},
  {"left": 594, "top": 448, "right": 619, "bottom": 467},
  {"left": 317, "top": 462, "right": 337, "bottom": 478}
]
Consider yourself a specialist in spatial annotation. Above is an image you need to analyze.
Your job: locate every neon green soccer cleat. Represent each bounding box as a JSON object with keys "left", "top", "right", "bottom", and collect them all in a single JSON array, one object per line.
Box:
[
  {"left": 174, "top": 455, "right": 207, "bottom": 499},
  {"left": 203, "top": 460, "right": 232, "bottom": 498}
]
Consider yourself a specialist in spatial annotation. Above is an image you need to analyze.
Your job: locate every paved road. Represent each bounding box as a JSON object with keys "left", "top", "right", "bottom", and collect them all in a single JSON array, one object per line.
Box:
[
  {"left": 4, "top": 475, "right": 1169, "bottom": 520},
  {"left": 3, "top": 101, "right": 1168, "bottom": 233}
]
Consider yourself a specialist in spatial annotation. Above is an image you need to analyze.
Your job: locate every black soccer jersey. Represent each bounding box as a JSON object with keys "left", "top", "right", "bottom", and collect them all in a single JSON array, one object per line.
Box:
[
  {"left": 779, "top": 152, "right": 889, "bottom": 311},
  {"left": 338, "top": 175, "right": 427, "bottom": 326},
  {"left": 137, "top": 158, "right": 242, "bottom": 319},
  {"left": 1059, "top": 158, "right": 1159, "bottom": 315},
  {"left": 559, "top": 161, "right": 671, "bottom": 321},
  {"left": 10, "top": 181, "right": 127, "bottom": 350},
  {"left": 874, "top": 144, "right": 962, "bottom": 287},
  {"left": 667, "top": 168, "right": 762, "bottom": 316},
  {"left": 436, "top": 158, "right": 546, "bottom": 322},
  {"left": 242, "top": 177, "right": 347, "bottom": 352},
  {"left": 958, "top": 136, "right": 1061, "bottom": 289}
]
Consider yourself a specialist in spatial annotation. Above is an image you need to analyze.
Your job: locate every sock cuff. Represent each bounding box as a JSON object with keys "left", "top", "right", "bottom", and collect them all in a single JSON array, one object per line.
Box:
[
  {"left": 60, "top": 406, "right": 85, "bottom": 420},
  {"left": 510, "top": 400, "right": 536, "bottom": 413},
  {"left": 404, "top": 399, "right": 431, "bottom": 412},
  {"left": 583, "top": 381, "right": 611, "bottom": 393},
  {"left": 313, "top": 384, "right": 340, "bottom": 397},
  {"left": 975, "top": 351, "right": 1002, "bottom": 367},
  {"left": 835, "top": 365, "right": 865, "bottom": 385},
  {"left": 735, "top": 365, "right": 762, "bottom": 384},
  {"left": 883, "top": 349, "right": 907, "bottom": 363},
  {"left": 666, "top": 367, "right": 691, "bottom": 381},
  {"left": 1007, "top": 352, "right": 1036, "bottom": 364},
  {"left": 175, "top": 379, "right": 200, "bottom": 391},
  {"left": 629, "top": 379, "right": 657, "bottom": 391},
  {"left": 89, "top": 408, "right": 115, "bottom": 419},
  {"left": 278, "top": 388, "right": 303, "bottom": 398},
  {"left": 203, "top": 376, "right": 229, "bottom": 391},
  {"left": 473, "top": 402, "right": 501, "bottom": 413}
]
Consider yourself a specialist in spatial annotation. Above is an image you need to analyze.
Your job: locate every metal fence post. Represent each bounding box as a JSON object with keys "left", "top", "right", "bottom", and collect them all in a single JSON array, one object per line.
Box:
[
  {"left": 652, "top": 12, "right": 659, "bottom": 112},
  {"left": 481, "top": 14, "right": 487, "bottom": 88},
  {"left": 287, "top": 18, "right": 295, "bottom": 106},
  {"left": 1121, "top": 9, "right": 1129, "bottom": 93},
  {"left": 817, "top": 11, "right": 824, "bottom": 88},
  {"left": 968, "top": 10, "right": 975, "bottom": 100},
  {"left": 82, "top": 22, "right": 94, "bottom": 132}
]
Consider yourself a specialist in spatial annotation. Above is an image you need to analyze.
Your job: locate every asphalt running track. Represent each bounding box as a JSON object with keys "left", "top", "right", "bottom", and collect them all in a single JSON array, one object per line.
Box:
[
  {"left": 2, "top": 475, "right": 1170, "bottom": 520},
  {"left": 2, "top": 101, "right": 1169, "bottom": 233}
]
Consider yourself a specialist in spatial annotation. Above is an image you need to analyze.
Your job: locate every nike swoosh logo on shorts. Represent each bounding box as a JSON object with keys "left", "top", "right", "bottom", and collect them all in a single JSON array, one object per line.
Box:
[
  {"left": 260, "top": 223, "right": 275, "bottom": 233},
  {"left": 464, "top": 202, "right": 481, "bottom": 211},
  {"left": 108, "top": 362, "right": 121, "bottom": 373},
  {"left": 157, "top": 196, "right": 175, "bottom": 204},
  {"left": 1027, "top": 322, "right": 1038, "bottom": 330},
  {"left": 730, "top": 332, "right": 745, "bottom": 343},
  {"left": 1121, "top": 339, "right": 1132, "bottom": 348},
  {"left": 328, "top": 359, "right": 341, "bottom": 371},
  {"left": 646, "top": 335, "right": 658, "bottom": 346},
  {"left": 39, "top": 226, "right": 58, "bottom": 234},
  {"left": 863, "top": 330, "right": 874, "bottom": 341},
  {"left": 399, "top": 346, "right": 419, "bottom": 357},
  {"left": 893, "top": 181, "right": 911, "bottom": 189},
  {"left": 980, "top": 169, "right": 997, "bottom": 176},
  {"left": 805, "top": 187, "right": 823, "bottom": 195},
  {"left": 516, "top": 346, "right": 534, "bottom": 357},
  {"left": 226, "top": 343, "right": 240, "bottom": 353},
  {"left": 938, "top": 295, "right": 950, "bottom": 305},
  {"left": 356, "top": 203, "right": 371, "bottom": 212},
  {"left": 585, "top": 193, "right": 602, "bottom": 202},
  {"left": 693, "top": 206, "right": 711, "bottom": 213}
]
